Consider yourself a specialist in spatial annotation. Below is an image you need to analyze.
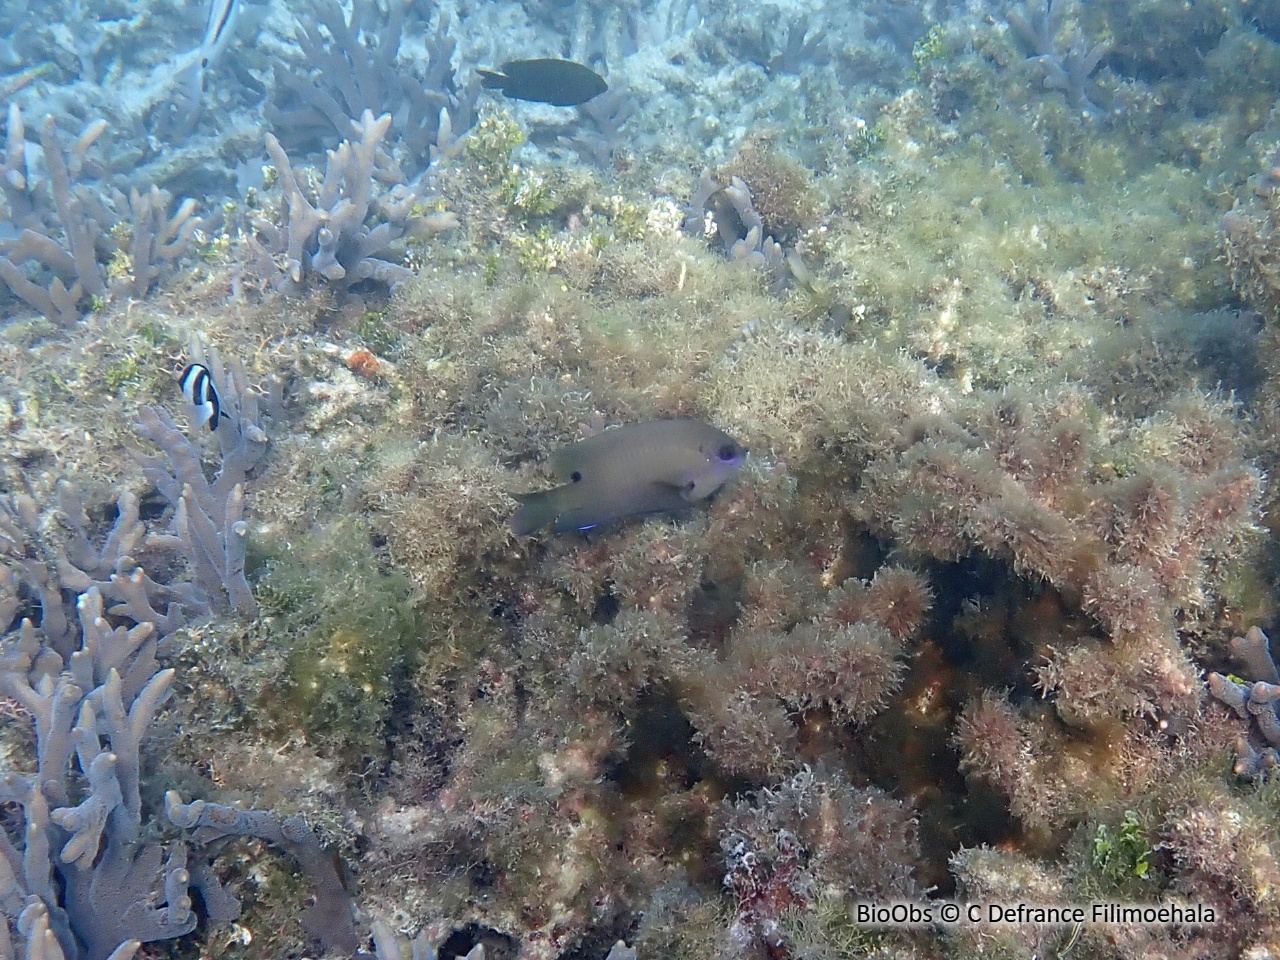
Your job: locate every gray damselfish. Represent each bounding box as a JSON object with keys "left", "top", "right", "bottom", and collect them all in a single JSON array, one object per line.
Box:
[
  {"left": 478, "top": 58, "right": 608, "bottom": 107},
  {"left": 510, "top": 419, "right": 747, "bottom": 535}
]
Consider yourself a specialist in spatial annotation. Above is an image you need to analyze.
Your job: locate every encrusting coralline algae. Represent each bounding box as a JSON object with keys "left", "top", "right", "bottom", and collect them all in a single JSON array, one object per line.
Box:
[{"left": 5, "top": 0, "right": 1280, "bottom": 956}]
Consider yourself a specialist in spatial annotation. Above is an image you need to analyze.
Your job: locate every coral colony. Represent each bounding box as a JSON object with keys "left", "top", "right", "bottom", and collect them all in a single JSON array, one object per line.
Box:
[{"left": 6, "top": 0, "right": 1280, "bottom": 958}]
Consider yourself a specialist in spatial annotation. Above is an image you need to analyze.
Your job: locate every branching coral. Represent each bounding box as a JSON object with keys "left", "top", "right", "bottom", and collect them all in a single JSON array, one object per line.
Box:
[
  {"left": 1008, "top": 0, "right": 1112, "bottom": 117},
  {"left": 573, "top": 88, "right": 635, "bottom": 167},
  {"left": 0, "top": 381, "right": 245, "bottom": 958},
  {"left": 1, "top": 483, "right": 199, "bottom": 663},
  {"left": 721, "top": 138, "right": 819, "bottom": 243},
  {"left": 0, "top": 578, "right": 193, "bottom": 960},
  {"left": 247, "top": 110, "right": 457, "bottom": 296},
  {"left": 165, "top": 792, "right": 357, "bottom": 954},
  {"left": 0, "top": 107, "right": 201, "bottom": 324},
  {"left": 684, "top": 170, "right": 788, "bottom": 294},
  {"left": 268, "top": 0, "right": 476, "bottom": 161},
  {"left": 0, "top": 337, "right": 377, "bottom": 959},
  {"left": 0, "top": 574, "right": 358, "bottom": 960},
  {"left": 1208, "top": 625, "right": 1280, "bottom": 779}
]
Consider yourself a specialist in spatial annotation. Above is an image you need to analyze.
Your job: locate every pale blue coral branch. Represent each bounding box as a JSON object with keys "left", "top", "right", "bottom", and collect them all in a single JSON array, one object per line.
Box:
[
  {"left": 49, "top": 750, "right": 120, "bottom": 871},
  {"left": 165, "top": 792, "right": 360, "bottom": 954},
  {"left": 1, "top": 596, "right": 193, "bottom": 960},
  {"left": 1209, "top": 626, "right": 1280, "bottom": 778}
]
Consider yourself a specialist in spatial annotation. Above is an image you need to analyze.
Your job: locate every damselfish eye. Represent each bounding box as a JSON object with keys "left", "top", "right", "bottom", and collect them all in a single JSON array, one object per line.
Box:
[
  {"left": 717, "top": 444, "right": 738, "bottom": 462},
  {"left": 570, "top": 471, "right": 583, "bottom": 482}
]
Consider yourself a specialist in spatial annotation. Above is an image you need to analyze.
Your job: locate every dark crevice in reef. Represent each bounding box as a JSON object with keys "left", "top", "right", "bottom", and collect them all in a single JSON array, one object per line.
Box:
[
  {"left": 591, "top": 586, "right": 621, "bottom": 624},
  {"left": 604, "top": 688, "right": 739, "bottom": 893},
  {"left": 687, "top": 571, "right": 745, "bottom": 651},
  {"left": 853, "top": 553, "right": 1097, "bottom": 896},
  {"left": 439, "top": 924, "right": 519, "bottom": 960},
  {"left": 386, "top": 678, "right": 465, "bottom": 803},
  {"left": 602, "top": 545, "right": 1100, "bottom": 899},
  {"left": 379, "top": 663, "right": 433, "bottom": 784},
  {"left": 607, "top": 688, "right": 719, "bottom": 793}
]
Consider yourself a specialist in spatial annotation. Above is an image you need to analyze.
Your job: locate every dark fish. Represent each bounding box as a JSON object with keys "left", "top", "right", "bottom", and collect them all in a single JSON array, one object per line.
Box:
[
  {"left": 478, "top": 58, "right": 607, "bottom": 107},
  {"left": 179, "top": 362, "right": 226, "bottom": 431},
  {"left": 510, "top": 419, "right": 747, "bottom": 535}
]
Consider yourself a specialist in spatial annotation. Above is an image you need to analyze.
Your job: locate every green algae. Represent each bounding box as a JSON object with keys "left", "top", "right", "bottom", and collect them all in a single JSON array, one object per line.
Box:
[
  {"left": 103, "top": 354, "right": 142, "bottom": 391},
  {"left": 354, "top": 308, "right": 399, "bottom": 354},
  {"left": 824, "top": 120, "right": 1226, "bottom": 390},
  {"left": 911, "top": 23, "right": 948, "bottom": 83},
  {"left": 1091, "top": 810, "right": 1155, "bottom": 883},
  {"left": 253, "top": 517, "right": 421, "bottom": 780}
]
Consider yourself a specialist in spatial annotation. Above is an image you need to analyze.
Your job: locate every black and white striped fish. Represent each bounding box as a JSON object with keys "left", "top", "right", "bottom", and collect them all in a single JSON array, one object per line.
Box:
[
  {"left": 179, "top": 362, "right": 227, "bottom": 431},
  {"left": 198, "top": 0, "right": 239, "bottom": 69}
]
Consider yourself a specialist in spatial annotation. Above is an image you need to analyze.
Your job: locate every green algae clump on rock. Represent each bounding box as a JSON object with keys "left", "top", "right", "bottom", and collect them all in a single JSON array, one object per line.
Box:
[{"left": 254, "top": 517, "right": 422, "bottom": 779}]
